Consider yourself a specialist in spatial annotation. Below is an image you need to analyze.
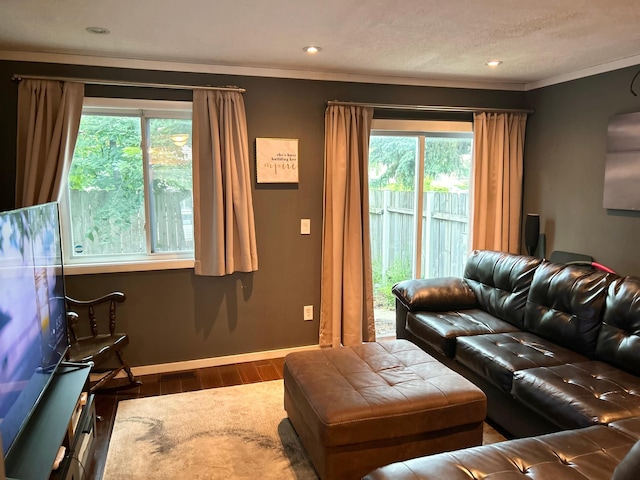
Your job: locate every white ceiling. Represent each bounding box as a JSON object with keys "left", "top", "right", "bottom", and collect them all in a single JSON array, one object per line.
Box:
[{"left": 2, "top": 0, "right": 640, "bottom": 90}]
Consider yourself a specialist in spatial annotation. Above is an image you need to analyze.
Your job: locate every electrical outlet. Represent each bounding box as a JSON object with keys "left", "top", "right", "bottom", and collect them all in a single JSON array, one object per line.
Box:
[{"left": 303, "top": 305, "right": 313, "bottom": 321}]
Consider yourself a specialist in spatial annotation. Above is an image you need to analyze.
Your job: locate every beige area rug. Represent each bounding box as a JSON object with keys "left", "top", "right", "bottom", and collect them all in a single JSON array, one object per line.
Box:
[
  {"left": 103, "top": 380, "right": 507, "bottom": 480},
  {"left": 103, "top": 380, "right": 316, "bottom": 480}
]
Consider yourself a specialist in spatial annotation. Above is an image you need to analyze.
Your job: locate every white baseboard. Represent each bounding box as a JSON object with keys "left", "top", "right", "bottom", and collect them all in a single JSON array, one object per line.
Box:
[{"left": 104, "top": 344, "right": 321, "bottom": 380}]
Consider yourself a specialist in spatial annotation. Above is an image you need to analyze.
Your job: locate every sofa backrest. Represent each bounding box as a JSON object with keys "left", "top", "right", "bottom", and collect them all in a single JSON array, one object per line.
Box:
[
  {"left": 463, "top": 250, "right": 543, "bottom": 329},
  {"left": 524, "top": 261, "right": 613, "bottom": 358},
  {"left": 596, "top": 276, "right": 640, "bottom": 376}
]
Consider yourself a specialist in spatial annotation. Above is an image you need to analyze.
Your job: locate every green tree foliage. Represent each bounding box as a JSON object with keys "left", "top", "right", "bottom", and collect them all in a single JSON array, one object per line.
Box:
[
  {"left": 424, "top": 137, "right": 471, "bottom": 180},
  {"left": 147, "top": 118, "right": 192, "bottom": 193},
  {"left": 70, "top": 115, "right": 142, "bottom": 191},
  {"left": 70, "top": 115, "right": 143, "bottom": 238},
  {"left": 369, "top": 135, "right": 472, "bottom": 191},
  {"left": 69, "top": 115, "right": 192, "bottom": 246},
  {"left": 369, "top": 136, "right": 416, "bottom": 190},
  {"left": 70, "top": 116, "right": 192, "bottom": 193}
]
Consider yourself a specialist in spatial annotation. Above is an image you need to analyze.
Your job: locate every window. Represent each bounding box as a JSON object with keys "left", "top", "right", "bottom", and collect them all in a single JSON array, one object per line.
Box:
[
  {"left": 62, "top": 98, "right": 193, "bottom": 273},
  {"left": 368, "top": 119, "right": 473, "bottom": 337}
]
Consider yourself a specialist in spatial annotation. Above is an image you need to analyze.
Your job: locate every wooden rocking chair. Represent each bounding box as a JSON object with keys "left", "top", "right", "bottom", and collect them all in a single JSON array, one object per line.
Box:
[{"left": 65, "top": 291, "right": 141, "bottom": 393}]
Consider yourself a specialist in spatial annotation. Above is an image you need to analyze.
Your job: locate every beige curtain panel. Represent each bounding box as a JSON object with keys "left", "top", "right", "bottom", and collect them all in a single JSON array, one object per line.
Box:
[
  {"left": 15, "top": 79, "right": 84, "bottom": 207},
  {"left": 320, "top": 105, "right": 375, "bottom": 348},
  {"left": 472, "top": 112, "right": 527, "bottom": 253},
  {"left": 192, "top": 90, "right": 258, "bottom": 276}
]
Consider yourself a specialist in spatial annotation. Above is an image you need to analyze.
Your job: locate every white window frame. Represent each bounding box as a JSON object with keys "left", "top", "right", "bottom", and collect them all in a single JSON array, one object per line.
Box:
[
  {"left": 61, "top": 97, "right": 195, "bottom": 275},
  {"left": 370, "top": 119, "right": 473, "bottom": 278}
]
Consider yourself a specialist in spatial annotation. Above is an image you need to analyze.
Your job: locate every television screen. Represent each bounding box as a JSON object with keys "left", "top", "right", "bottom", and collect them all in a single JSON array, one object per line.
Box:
[{"left": 0, "top": 202, "right": 68, "bottom": 457}]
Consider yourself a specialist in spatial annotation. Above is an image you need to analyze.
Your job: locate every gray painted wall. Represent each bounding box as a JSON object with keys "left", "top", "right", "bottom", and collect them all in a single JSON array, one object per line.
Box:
[
  {"left": 4, "top": 58, "right": 640, "bottom": 368},
  {"left": 4, "top": 58, "right": 640, "bottom": 367},
  {"left": 523, "top": 65, "right": 640, "bottom": 276},
  {"left": 0, "top": 60, "right": 526, "bottom": 367}
]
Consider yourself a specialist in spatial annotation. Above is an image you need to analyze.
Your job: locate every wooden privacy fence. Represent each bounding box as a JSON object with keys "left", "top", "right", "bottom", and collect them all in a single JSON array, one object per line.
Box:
[
  {"left": 370, "top": 190, "right": 469, "bottom": 280},
  {"left": 68, "top": 190, "right": 192, "bottom": 256}
]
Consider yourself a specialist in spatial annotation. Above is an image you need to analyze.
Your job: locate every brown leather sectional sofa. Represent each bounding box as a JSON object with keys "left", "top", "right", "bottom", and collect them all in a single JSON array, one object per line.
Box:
[
  {"left": 370, "top": 249, "right": 640, "bottom": 479},
  {"left": 364, "top": 417, "right": 640, "bottom": 479}
]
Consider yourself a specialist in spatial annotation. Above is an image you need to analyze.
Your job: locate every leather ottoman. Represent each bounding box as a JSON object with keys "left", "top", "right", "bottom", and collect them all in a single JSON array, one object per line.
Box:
[{"left": 283, "top": 339, "right": 487, "bottom": 480}]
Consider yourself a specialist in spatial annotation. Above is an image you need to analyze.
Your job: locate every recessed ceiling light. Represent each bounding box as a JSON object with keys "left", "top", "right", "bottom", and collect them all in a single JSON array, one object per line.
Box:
[
  {"left": 86, "top": 26, "right": 110, "bottom": 35},
  {"left": 486, "top": 60, "right": 503, "bottom": 67},
  {"left": 303, "top": 46, "right": 321, "bottom": 54}
]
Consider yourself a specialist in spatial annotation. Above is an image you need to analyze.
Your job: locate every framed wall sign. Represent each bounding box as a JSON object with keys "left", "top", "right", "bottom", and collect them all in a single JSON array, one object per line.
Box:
[{"left": 256, "top": 138, "right": 299, "bottom": 183}]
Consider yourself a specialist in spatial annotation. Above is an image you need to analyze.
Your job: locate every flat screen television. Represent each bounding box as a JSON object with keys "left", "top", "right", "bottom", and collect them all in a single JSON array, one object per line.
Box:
[{"left": 0, "top": 202, "right": 68, "bottom": 458}]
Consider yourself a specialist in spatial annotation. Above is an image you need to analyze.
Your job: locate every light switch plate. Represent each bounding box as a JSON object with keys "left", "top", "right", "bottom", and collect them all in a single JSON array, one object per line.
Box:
[{"left": 301, "top": 218, "right": 311, "bottom": 235}]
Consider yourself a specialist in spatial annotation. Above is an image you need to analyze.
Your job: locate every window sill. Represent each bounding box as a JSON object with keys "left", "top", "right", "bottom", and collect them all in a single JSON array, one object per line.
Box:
[{"left": 64, "top": 258, "right": 195, "bottom": 275}]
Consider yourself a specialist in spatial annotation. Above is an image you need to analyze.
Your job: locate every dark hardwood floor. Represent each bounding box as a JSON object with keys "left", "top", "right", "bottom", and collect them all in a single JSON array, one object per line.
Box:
[{"left": 86, "top": 358, "right": 285, "bottom": 480}]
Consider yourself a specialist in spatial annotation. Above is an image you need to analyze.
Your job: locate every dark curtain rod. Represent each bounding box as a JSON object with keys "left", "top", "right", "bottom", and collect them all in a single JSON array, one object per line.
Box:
[
  {"left": 11, "top": 74, "right": 246, "bottom": 93},
  {"left": 327, "top": 100, "right": 533, "bottom": 114}
]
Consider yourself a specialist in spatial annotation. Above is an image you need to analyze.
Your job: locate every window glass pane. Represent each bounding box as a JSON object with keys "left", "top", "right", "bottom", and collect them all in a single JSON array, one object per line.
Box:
[
  {"left": 421, "top": 135, "right": 472, "bottom": 278},
  {"left": 147, "top": 118, "right": 193, "bottom": 252},
  {"left": 368, "top": 126, "right": 473, "bottom": 339},
  {"left": 68, "top": 115, "right": 145, "bottom": 256},
  {"left": 368, "top": 135, "right": 418, "bottom": 336}
]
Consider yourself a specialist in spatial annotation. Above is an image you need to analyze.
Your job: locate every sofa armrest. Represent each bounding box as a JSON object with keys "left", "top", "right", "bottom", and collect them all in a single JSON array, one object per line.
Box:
[
  {"left": 392, "top": 277, "right": 478, "bottom": 312},
  {"left": 612, "top": 439, "right": 640, "bottom": 480}
]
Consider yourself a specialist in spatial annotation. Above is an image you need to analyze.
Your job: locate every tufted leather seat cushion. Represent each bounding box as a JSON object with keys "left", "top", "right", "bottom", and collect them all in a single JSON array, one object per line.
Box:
[
  {"left": 407, "top": 309, "right": 520, "bottom": 358},
  {"left": 363, "top": 423, "right": 638, "bottom": 480},
  {"left": 609, "top": 412, "right": 640, "bottom": 437},
  {"left": 283, "top": 340, "right": 486, "bottom": 480},
  {"left": 524, "top": 262, "right": 612, "bottom": 358},
  {"left": 512, "top": 361, "right": 640, "bottom": 429},
  {"left": 463, "top": 250, "right": 543, "bottom": 329},
  {"left": 597, "top": 276, "right": 640, "bottom": 376},
  {"left": 456, "top": 332, "right": 586, "bottom": 392}
]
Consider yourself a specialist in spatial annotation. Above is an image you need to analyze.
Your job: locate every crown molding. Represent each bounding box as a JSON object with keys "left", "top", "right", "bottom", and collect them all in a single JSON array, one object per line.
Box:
[
  {"left": 524, "top": 54, "right": 640, "bottom": 91},
  {"left": 0, "top": 50, "right": 526, "bottom": 92},
  {"left": 7, "top": 49, "right": 637, "bottom": 92}
]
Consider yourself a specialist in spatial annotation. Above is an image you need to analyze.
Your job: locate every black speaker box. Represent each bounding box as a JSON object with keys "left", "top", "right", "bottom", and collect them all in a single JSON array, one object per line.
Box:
[{"left": 524, "top": 214, "right": 540, "bottom": 256}]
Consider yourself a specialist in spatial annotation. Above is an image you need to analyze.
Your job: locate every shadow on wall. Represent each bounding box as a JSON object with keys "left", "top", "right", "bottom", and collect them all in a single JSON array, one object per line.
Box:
[
  {"left": 607, "top": 209, "right": 640, "bottom": 218},
  {"left": 544, "top": 219, "right": 555, "bottom": 254},
  {"left": 191, "top": 272, "right": 254, "bottom": 338},
  {"left": 539, "top": 209, "right": 639, "bottom": 262}
]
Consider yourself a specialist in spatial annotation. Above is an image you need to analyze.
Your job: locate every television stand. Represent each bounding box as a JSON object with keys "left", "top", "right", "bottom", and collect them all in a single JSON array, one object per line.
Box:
[{"left": 4, "top": 364, "right": 95, "bottom": 480}]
